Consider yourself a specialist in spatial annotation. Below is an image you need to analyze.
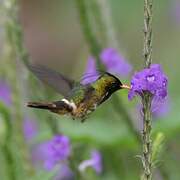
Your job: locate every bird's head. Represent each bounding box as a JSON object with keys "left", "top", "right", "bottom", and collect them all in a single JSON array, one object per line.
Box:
[{"left": 99, "top": 72, "right": 130, "bottom": 93}]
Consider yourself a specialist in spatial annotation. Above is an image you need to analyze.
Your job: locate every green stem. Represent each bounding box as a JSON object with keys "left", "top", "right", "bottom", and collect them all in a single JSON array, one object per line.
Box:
[
  {"left": 142, "top": 0, "right": 153, "bottom": 179},
  {"left": 12, "top": 68, "right": 34, "bottom": 176},
  {"left": 87, "top": 0, "right": 107, "bottom": 46},
  {"left": 3, "top": 0, "right": 34, "bottom": 177},
  {"left": 141, "top": 94, "right": 153, "bottom": 180},
  {"left": 0, "top": 104, "right": 16, "bottom": 180},
  {"left": 2, "top": 144, "right": 16, "bottom": 180},
  {"left": 143, "top": 0, "right": 153, "bottom": 68},
  {"left": 75, "top": 0, "right": 102, "bottom": 67},
  {"left": 94, "top": 0, "right": 119, "bottom": 49},
  {"left": 5, "top": 0, "right": 61, "bottom": 137}
]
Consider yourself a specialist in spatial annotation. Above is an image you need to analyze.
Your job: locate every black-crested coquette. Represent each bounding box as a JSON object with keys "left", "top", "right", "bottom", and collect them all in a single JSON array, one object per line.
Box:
[{"left": 27, "top": 64, "right": 130, "bottom": 122}]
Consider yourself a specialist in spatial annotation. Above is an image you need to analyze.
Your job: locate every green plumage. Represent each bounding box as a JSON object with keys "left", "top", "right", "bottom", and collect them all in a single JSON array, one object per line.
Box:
[
  {"left": 68, "top": 73, "right": 123, "bottom": 115},
  {"left": 69, "top": 85, "right": 87, "bottom": 105}
]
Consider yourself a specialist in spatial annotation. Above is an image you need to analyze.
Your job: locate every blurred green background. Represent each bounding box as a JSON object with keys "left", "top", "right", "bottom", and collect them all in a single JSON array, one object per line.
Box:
[{"left": 0, "top": 0, "right": 180, "bottom": 180}]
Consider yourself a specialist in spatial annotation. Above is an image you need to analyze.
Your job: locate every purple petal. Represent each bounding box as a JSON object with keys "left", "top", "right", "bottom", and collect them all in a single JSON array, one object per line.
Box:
[
  {"left": 137, "top": 97, "right": 170, "bottom": 120},
  {"left": 151, "top": 97, "right": 170, "bottom": 118},
  {"left": 100, "top": 48, "right": 132, "bottom": 77},
  {"left": 32, "top": 135, "right": 71, "bottom": 171},
  {"left": 90, "top": 150, "right": 102, "bottom": 174},
  {"left": 128, "top": 89, "right": 136, "bottom": 100},
  {"left": 171, "top": 0, "right": 180, "bottom": 24},
  {"left": 54, "top": 165, "right": 74, "bottom": 180},
  {"left": 81, "top": 57, "right": 99, "bottom": 85},
  {"left": 31, "top": 142, "right": 50, "bottom": 166},
  {"left": 44, "top": 160, "right": 55, "bottom": 171},
  {"left": 0, "top": 80, "right": 12, "bottom": 106},
  {"left": 23, "top": 117, "right": 38, "bottom": 140},
  {"left": 78, "top": 150, "right": 102, "bottom": 174},
  {"left": 42, "top": 135, "right": 71, "bottom": 169}
]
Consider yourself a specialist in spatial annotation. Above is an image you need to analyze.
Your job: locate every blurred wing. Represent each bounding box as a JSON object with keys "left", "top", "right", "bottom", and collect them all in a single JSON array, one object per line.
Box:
[
  {"left": 27, "top": 64, "right": 75, "bottom": 97},
  {"left": 80, "top": 70, "right": 105, "bottom": 85}
]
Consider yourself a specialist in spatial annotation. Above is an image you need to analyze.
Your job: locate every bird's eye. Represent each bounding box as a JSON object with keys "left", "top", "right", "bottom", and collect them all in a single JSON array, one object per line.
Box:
[{"left": 112, "top": 82, "right": 117, "bottom": 86}]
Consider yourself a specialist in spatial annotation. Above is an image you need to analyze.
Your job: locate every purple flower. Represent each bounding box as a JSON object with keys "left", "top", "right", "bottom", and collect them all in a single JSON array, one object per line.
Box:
[
  {"left": 100, "top": 48, "right": 132, "bottom": 76},
  {"left": 31, "top": 142, "right": 49, "bottom": 166},
  {"left": 41, "top": 135, "right": 71, "bottom": 170},
  {"left": 128, "top": 64, "right": 168, "bottom": 101},
  {"left": 151, "top": 97, "right": 170, "bottom": 118},
  {"left": 0, "top": 80, "right": 11, "bottom": 106},
  {"left": 32, "top": 143, "right": 73, "bottom": 179},
  {"left": 23, "top": 117, "right": 38, "bottom": 140},
  {"left": 137, "top": 97, "right": 170, "bottom": 120},
  {"left": 78, "top": 150, "right": 102, "bottom": 174},
  {"left": 82, "top": 48, "right": 132, "bottom": 84},
  {"left": 54, "top": 165, "right": 74, "bottom": 180},
  {"left": 172, "top": 0, "right": 180, "bottom": 24},
  {"left": 81, "top": 57, "right": 99, "bottom": 85}
]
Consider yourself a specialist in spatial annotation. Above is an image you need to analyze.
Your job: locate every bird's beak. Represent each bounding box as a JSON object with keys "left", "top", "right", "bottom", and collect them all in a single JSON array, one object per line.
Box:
[{"left": 120, "top": 84, "right": 131, "bottom": 90}]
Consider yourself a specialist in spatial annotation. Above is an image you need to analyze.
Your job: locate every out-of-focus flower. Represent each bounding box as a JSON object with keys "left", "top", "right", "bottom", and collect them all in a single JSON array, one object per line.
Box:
[
  {"left": 82, "top": 48, "right": 132, "bottom": 84},
  {"left": 78, "top": 150, "right": 102, "bottom": 174},
  {"left": 31, "top": 142, "right": 49, "bottom": 166},
  {"left": 172, "top": 0, "right": 180, "bottom": 24},
  {"left": 81, "top": 57, "right": 99, "bottom": 85},
  {"left": 100, "top": 48, "right": 132, "bottom": 76},
  {"left": 32, "top": 142, "right": 73, "bottom": 179},
  {"left": 23, "top": 117, "right": 38, "bottom": 140},
  {"left": 151, "top": 97, "right": 170, "bottom": 118},
  {"left": 128, "top": 64, "right": 168, "bottom": 101},
  {"left": 37, "top": 135, "right": 71, "bottom": 170},
  {"left": 137, "top": 97, "right": 170, "bottom": 120},
  {"left": 54, "top": 165, "right": 74, "bottom": 180},
  {"left": 0, "top": 80, "right": 11, "bottom": 106}
]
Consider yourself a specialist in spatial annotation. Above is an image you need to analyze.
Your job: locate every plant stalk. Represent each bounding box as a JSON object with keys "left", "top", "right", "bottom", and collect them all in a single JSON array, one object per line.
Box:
[
  {"left": 3, "top": 0, "right": 35, "bottom": 178},
  {"left": 141, "top": 94, "right": 153, "bottom": 180},
  {"left": 143, "top": 0, "right": 153, "bottom": 68},
  {"left": 0, "top": 104, "right": 16, "bottom": 180},
  {"left": 75, "top": 0, "right": 102, "bottom": 68},
  {"left": 142, "top": 0, "right": 153, "bottom": 179}
]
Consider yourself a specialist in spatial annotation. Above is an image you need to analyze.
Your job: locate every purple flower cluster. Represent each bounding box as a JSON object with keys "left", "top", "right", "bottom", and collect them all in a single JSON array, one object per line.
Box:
[
  {"left": 0, "top": 80, "right": 11, "bottom": 106},
  {"left": 32, "top": 135, "right": 73, "bottom": 179},
  {"left": 82, "top": 48, "right": 132, "bottom": 84},
  {"left": 42, "top": 135, "right": 71, "bottom": 170},
  {"left": 128, "top": 64, "right": 168, "bottom": 101},
  {"left": 100, "top": 48, "right": 132, "bottom": 76},
  {"left": 32, "top": 137, "right": 103, "bottom": 178},
  {"left": 78, "top": 150, "right": 102, "bottom": 174}
]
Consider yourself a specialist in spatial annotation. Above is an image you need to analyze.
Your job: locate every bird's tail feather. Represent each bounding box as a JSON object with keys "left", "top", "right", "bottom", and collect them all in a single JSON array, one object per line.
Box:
[
  {"left": 26, "top": 100, "right": 73, "bottom": 114},
  {"left": 27, "top": 102, "right": 56, "bottom": 110}
]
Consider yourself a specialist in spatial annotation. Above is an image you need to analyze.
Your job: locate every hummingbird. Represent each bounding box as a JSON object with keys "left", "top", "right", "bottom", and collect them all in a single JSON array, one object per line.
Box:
[{"left": 27, "top": 64, "right": 130, "bottom": 122}]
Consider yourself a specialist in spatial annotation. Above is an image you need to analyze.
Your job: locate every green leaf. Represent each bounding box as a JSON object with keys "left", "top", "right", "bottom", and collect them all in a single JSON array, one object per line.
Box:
[
  {"left": 152, "top": 132, "right": 165, "bottom": 167},
  {"left": 0, "top": 102, "right": 11, "bottom": 145}
]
